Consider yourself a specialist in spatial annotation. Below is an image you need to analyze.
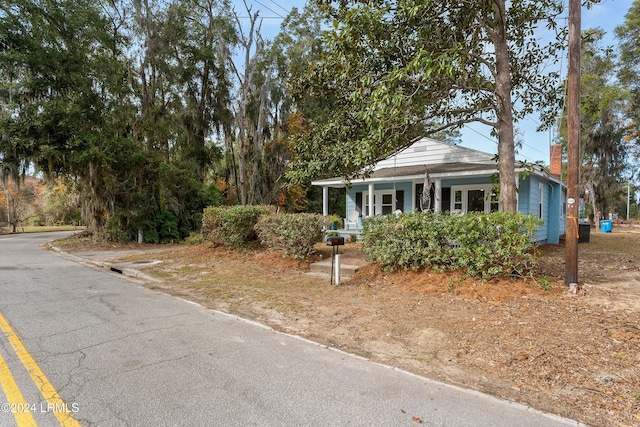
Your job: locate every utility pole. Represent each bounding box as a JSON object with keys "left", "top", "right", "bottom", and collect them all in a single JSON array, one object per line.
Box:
[
  {"left": 565, "top": 0, "right": 580, "bottom": 286},
  {"left": 627, "top": 180, "right": 630, "bottom": 221}
]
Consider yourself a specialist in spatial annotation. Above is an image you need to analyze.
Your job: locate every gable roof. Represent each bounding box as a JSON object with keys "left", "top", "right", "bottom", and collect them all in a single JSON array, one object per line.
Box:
[
  {"left": 311, "top": 136, "right": 564, "bottom": 187},
  {"left": 372, "top": 137, "right": 496, "bottom": 171},
  {"left": 312, "top": 137, "right": 499, "bottom": 186}
]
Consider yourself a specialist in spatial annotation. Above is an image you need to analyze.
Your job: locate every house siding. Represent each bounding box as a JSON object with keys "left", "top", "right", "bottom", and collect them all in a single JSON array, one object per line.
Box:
[
  {"left": 518, "top": 175, "right": 549, "bottom": 244},
  {"left": 547, "top": 180, "right": 563, "bottom": 244}
]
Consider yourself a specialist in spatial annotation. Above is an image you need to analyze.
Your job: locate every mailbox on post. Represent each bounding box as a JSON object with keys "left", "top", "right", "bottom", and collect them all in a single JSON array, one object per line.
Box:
[
  {"left": 326, "top": 236, "right": 345, "bottom": 246},
  {"left": 326, "top": 235, "right": 345, "bottom": 286}
]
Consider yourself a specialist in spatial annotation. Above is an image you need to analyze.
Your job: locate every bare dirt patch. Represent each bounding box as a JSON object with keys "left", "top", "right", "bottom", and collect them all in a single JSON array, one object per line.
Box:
[{"left": 60, "top": 229, "right": 640, "bottom": 427}]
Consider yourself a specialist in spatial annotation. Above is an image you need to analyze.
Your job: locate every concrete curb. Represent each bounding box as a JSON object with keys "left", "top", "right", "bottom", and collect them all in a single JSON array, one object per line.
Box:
[{"left": 47, "top": 243, "right": 163, "bottom": 284}]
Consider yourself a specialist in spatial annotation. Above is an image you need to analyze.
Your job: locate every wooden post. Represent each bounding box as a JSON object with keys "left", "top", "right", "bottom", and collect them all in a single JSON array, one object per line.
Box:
[{"left": 565, "top": 0, "right": 580, "bottom": 286}]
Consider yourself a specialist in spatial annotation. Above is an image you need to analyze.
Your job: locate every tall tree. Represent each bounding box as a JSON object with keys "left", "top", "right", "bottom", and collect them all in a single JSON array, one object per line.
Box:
[
  {"left": 559, "top": 30, "right": 629, "bottom": 218},
  {"left": 616, "top": 0, "right": 640, "bottom": 156},
  {"left": 1, "top": 0, "right": 234, "bottom": 238},
  {"left": 288, "top": 0, "right": 566, "bottom": 212},
  {"left": 252, "top": 4, "right": 329, "bottom": 208},
  {"left": 0, "top": 0, "right": 128, "bottom": 231},
  {"left": 224, "top": 3, "right": 264, "bottom": 205}
]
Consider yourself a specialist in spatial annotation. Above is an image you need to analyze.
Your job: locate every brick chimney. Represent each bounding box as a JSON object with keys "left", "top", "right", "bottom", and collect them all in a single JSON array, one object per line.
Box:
[{"left": 550, "top": 144, "right": 562, "bottom": 177}]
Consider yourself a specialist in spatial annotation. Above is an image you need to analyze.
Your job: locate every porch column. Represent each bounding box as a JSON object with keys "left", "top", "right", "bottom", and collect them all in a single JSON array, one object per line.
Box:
[
  {"left": 434, "top": 178, "right": 442, "bottom": 212},
  {"left": 322, "top": 186, "right": 329, "bottom": 216},
  {"left": 368, "top": 183, "right": 374, "bottom": 217}
]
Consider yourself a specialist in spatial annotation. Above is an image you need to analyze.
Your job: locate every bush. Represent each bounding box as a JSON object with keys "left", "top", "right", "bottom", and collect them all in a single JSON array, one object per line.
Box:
[
  {"left": 361, "top": 212, "right": 543, "bottom": 278},
  {"left": 104, "top": 215, "right": 129, "bottom": 243},
  {"left": 183, "top": 232, "right": 204, "bottom": 245},
  {"left": 202, "top": 205, "right": 274, "bottom": 249},
  {"left": 157, "top": 210, "right": 180, "bottom": 243},
  {"left": 255, "top": 213, "right": 325, "bottom": 260}
]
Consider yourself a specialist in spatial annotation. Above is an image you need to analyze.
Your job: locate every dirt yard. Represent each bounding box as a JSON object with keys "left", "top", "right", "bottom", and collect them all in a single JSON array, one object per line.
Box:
[{"left": 58, "top": 227, "right": 640, "bottom": 427}]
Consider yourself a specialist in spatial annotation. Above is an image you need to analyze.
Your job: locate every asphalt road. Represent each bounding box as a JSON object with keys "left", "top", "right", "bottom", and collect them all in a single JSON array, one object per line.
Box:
[{"left": 0, "top": 232, "right": 583, "bottom": 427}]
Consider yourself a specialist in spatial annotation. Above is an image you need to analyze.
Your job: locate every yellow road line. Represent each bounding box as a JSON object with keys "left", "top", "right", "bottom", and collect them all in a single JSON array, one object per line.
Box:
[
  {"left": 0, "top": 313, "right": 81, "bottom": 427},
  {"left": 0, "top": 351, "right": 37, "bottom": 427}
]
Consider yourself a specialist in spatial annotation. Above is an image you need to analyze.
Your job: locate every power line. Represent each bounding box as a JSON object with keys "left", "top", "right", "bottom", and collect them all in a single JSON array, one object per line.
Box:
[
  {"left": 463, "top": 124, "right": 546, "bottom": 164},
  {"left": 254, "top": 0, "right": 285, "bottom": 18},
  {"left": 267, "top": 0, "right": 291, "bottom": 14}
]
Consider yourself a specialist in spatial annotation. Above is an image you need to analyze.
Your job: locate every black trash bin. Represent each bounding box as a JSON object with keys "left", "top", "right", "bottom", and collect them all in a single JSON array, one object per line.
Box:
[{"left": 578, "top": 223, "right": 591, "bottom": 243}]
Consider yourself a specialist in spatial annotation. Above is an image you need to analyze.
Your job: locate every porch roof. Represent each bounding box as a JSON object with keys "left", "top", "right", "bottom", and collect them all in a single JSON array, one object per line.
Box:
[{"left": 311, "top": 162, "right": 498, "bottom": 187}]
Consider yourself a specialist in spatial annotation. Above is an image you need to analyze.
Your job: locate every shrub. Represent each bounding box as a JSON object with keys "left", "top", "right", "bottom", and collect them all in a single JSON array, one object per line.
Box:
[
  {"left": 184, "top": 232, "right": 204, "bottom": 245},
  {"left": 104, "top": 215, "right": 129, "bottom": 243},
  {"left": 202, "top": 205, "right": 274, "bottom": 249},
  {"left": 255, "top": 213, "right": 325, "bottom": 260},
  {"left": 361, "top": 212, "right": 543, "bottom": 278},
  {"left": 157, "top": 210, "right": 180, "bottom": 243}
]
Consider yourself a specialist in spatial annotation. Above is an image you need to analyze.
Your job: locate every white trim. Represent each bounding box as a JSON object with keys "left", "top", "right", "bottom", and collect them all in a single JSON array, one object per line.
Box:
[
  {"left": 368, "top": 183, "right": 374, "bottom": 217},
  {"left": 434, "top": 178, "right": 442, "bottom": 212},
  {"left": 312, "top": 170, "right": 497, "bottom": 187}
]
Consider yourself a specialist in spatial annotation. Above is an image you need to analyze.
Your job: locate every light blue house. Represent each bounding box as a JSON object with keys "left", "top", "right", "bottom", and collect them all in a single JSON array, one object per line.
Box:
[{"left": 312, "top": 137, "right": 567, "bottom": 244}]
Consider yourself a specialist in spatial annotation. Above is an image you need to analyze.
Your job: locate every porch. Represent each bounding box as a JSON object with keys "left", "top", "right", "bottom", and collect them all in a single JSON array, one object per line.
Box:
[{"left": 324, "top": 228, "right": 363, "bottom": 242}]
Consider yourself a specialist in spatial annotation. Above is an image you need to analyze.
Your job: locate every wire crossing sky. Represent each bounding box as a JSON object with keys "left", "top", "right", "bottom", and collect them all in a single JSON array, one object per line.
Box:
[{"left": 236, "top": 0, "right": 635, "bottom": 165}]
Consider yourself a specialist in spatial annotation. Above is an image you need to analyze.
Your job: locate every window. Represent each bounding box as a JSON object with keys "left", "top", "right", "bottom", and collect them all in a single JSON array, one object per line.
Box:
[
  {"left": 441, "top": 188, "right": 451, "bottom": 212},
  {"left": 381, "top": 194, "right": 393, "bottom": 214},
  {"left": 490, "top": 192, "right": 499, "bottom": 212},
  {"left": 364, "top": 193, "right": 375, "bottom": 215},
  {"left": 453, "top": 190, "right": 463, "bottom": 212},
  {"left": 363, "top": 190, "right": 397, "bottom": 215},
  {"left": 467, "top": 189, "right": 485, "bottom": 212},
  {"left": 450, "top": 185, "right": 499, "bottom": 214}
]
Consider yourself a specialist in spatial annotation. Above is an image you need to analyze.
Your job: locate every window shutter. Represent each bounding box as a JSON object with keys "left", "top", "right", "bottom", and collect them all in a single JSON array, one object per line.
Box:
[
  {"left": 395, "top": 190, "right": 404, "bottom": 211},
  {"left": 355, "top": 192, "right": 362, "bottom": 214}
]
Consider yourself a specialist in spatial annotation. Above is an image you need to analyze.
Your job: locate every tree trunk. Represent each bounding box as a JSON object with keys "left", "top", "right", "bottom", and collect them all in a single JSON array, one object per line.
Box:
[
  {"left": 224, "top": 122, "right": 239, "bottom": 204},
  {"left": 491, "top": 0, "right": 518, "bottom": 213},
  {"left": 249, "top": 74, "right": 270, "bottom": 205},
  {"left": 237, "top": 102, "right": 248, "bottom": 206},
  {"left": 230, "top": 5, "right": 261, "bottom": 206}
]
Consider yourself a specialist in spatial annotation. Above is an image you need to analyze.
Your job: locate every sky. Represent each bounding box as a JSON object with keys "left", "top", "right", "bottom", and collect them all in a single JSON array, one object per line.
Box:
[{"left": 235, "top": 0, "right": 637, "bottom": 166}]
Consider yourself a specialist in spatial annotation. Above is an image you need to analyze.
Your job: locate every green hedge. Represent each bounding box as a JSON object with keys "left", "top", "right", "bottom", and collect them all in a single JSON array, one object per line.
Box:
[
  {"left": 361, "top": 212, "right": 543, "bottom": 278},
  {"left": 202, "top": 205, "right": 275, "bottom": 249},
  {"left": 255, "top": 213, "right": 325, "bottom": 260}
]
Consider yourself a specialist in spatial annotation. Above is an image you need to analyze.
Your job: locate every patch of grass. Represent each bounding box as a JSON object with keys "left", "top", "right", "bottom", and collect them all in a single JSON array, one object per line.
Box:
[
  {"left": 537, "top": 276, "right": 551, "bottom": 291},
  {"left": 447, "top": 276, "right": 465, "bottom": 293},
  {"left": 262, "top": 300, "right": 300, "bottom": 314}
]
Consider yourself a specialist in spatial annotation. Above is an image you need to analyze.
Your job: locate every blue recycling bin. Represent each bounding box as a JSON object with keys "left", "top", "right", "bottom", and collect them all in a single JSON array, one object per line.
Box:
[{"left": 600, "top": 220, "right": 613, "bottom": 233}]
